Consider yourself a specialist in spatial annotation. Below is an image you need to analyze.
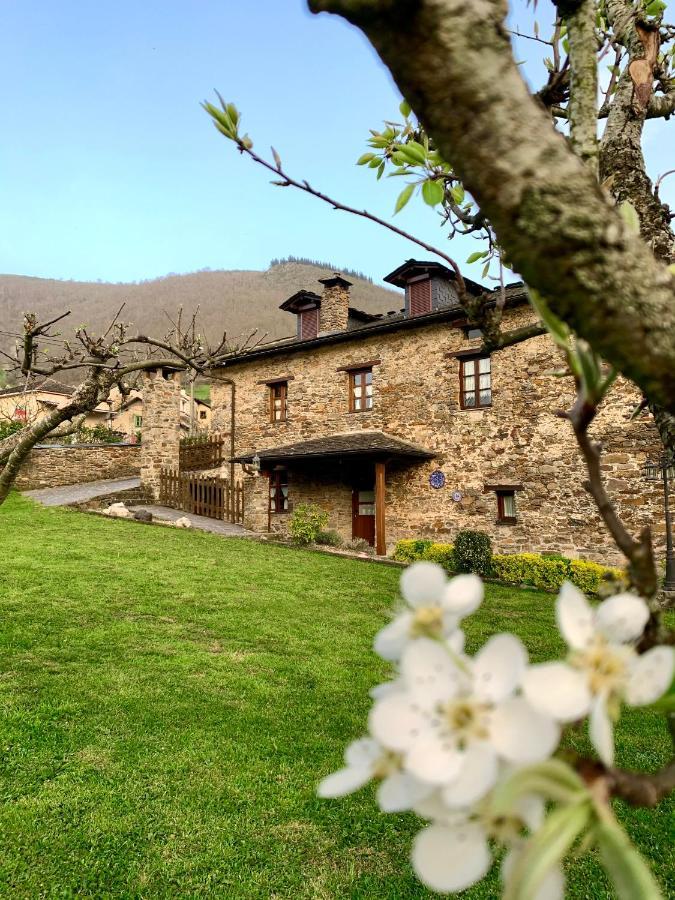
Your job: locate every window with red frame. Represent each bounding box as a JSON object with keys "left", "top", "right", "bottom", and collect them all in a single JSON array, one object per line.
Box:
[{"left": 269, "top": 468, "right": 289, "bottom": 513}]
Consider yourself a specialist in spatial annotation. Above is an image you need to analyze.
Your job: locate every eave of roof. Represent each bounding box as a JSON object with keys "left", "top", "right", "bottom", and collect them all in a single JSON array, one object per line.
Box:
[
  {"left": 232, "top": 430, "right": 435, "bottom": 464},
  {"left": 214, "top": 285, "right": 527, "bottom": 368}
]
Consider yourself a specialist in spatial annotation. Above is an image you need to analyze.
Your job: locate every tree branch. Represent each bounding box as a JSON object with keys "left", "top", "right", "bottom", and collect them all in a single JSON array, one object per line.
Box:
[{"left": 307, "top": 0, "right": 675, "bottom": 413}]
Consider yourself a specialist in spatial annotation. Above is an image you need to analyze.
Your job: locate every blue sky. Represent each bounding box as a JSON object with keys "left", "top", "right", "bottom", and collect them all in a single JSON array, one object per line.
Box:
[{"left": 1, "top": 1, "right": 672, "bottom": 287}]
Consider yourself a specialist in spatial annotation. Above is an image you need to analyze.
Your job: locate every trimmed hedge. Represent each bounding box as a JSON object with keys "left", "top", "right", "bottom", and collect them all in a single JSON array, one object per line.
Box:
[{"left": 391, "top": 540, "right": 626, "bottom": 596}]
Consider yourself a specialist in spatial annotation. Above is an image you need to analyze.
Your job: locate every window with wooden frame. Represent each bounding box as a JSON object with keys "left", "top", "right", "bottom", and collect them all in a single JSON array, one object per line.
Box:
[
  {"left": 269, "top": 468, "right": 289, "bottom": 513},
  {"left": 496, "top": 490, "right": 517, "bottom": 524},
  {"left": 269, "top": 381, "right": 287, "bottom": 423},
  {"left": 408, "top": 277, "right": 432, "bottom": 317},
  {"left": 349, "top": 368, "right": 373, "bottom": 412},
  {"left": 133, "top": 414, "right": 143, "bottom": 428},
  {"left": 460, "top": 355, "right": 491, "bottom": 409}
]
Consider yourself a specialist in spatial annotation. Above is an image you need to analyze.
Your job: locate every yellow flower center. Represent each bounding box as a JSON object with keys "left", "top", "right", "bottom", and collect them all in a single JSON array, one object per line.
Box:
[
  {"left": 372, "top": 750, "right": 404, "bottom": 780},
  {"left": 410, "top": 605, "right": 444, "bottom": 639},
  {"left": 571, "top": 636, "right": 631, "bottom": 696},
  {"left": 441, "top": 699, "right": 491, "bottom": 746}
]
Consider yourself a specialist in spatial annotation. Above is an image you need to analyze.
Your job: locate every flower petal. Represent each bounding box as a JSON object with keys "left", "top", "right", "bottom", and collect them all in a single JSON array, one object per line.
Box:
[
  {"left": 442, "top": 574, "right": 484, "bottom": 617},
  {"left": 489, "top": 698, "right": 560, "bottom": 764},
  {"left": 589, "top": 694, "right": 614, "bottom": 767},
  {"left": 502, "top": 847, "right": 565, "bottom": 900},
  {"left": 595, "top": 592, "right": 650, "bottom": 644},
  {"left": 369, "top": 679, "right": 403, "bottom": 700},
  {"left": 412, "top": 823, "right": 491, "bottom": 893},
  {"left": 400, "top": 638, "right": 460, "bottom": 709},
  {"left": 317, "top": 764, "right": 372, "bottom": 798},
  {"left": 447, "top": 627, "right": 466, "bottom": 655},
  {"left": 472, "top": 633, "right": 528, "bottom": 702},
  {"left": 400, "top": 561, "right": 447, "bottom": 608},
  {"left": 405, "top": 734, "right": 465, "bottom": 785},
  {"left": 345, "top": 737, "right": 381, "bottom": 768},
  {"left": 625, "top": 646, "right": 675, "bottom": 706},
  {"left": 517, "top": 793, "right": 546, "bottom": 833},
  {"left": 556, "top": 581, "right": 594, "bottom": 650},
  {"left": 377, "top": 771, "right": 432, "bottom": 813},
  {"left": 373, "top": 612, "right": 413, "bottom": 661},
  {"left": 369, "top": 692, "right": 427, "bottom": 752},
  {"left": 521, "top": 662, "right": 592, "bottom": 722},
  {"left": 441, "top": 742, "right": 498, "bottom": 807}
]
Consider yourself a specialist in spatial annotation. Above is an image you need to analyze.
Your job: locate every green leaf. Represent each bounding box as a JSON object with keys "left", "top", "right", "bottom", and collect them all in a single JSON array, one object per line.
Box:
[
  {"left": 356, "top": 153, "right": 375, "bottom": 166},
  {"left": 421, "top": 179, "right": 444, "bottom": 206},
  {"left": 376, "top": 161, "right": 385, "bottom": 180},
  {"left": 399, "top": 141, "right": 427, "bottom": 166},
  {"left": 619, "top": 200, "right": 641, "bottom": 235},
  {"left": 466, "top": 250, "right": 488, "bottom": 264},
  {"left": 491, "top": 759, "right": 587, "bottom": 817},
  {"left": 394, "top": 183, "right": 415, "bottom": 214},
  {"left": 528, "top": 289, "right": 572, "bottom": 353},
  {"left": 481, "top": 260, "right": 491, "bottom": 280},
  {"left": 596, "top": 816, "right": 663, "bottom": 900},
  {"left": 645, "top": 0, "right": 666, "bottom": 17},
  {"left": 450, "top": 184, "right": 465, "bottom": 205},
  {"left": 399, "top": 99, "right": 411, "bottom": 118},
  {"left": 368, "top": 156, "right": 382, "bottom": 169},
  {"left": 504, "top": 802, "right": 591, "bottom": 900}
]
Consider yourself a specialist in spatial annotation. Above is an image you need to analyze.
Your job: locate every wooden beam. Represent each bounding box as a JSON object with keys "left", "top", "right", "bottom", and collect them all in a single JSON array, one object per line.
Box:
[{"left": 375, "top": 461, "right": 386, "bottom": 556}]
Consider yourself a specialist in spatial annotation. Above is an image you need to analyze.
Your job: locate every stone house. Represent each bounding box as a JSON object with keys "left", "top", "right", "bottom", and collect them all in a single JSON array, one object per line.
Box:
[
  {"left": 114, "top": 388, "right": 211, "bottom": 439},
  {"left": 209, "top": 261, "right": 664, "bottom": 565}
]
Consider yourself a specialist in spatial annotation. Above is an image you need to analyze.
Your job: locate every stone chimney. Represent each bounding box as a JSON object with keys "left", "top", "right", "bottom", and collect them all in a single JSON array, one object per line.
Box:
[
  {"left": 140, "top": 367, "right": 181, "bottom": 500},
  {"left": 318, "top": 273, "right": 352, "bottom": 334}
]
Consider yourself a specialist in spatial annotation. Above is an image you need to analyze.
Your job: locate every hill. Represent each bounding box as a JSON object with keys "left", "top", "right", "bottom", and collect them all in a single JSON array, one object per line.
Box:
[{"left": 0, "top": 261, "right": 403, "bottom": 373}]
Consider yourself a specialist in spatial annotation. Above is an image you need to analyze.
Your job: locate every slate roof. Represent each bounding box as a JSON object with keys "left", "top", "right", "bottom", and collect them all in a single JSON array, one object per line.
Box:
[
  {"left": 232, "top": 431, "right": 435, "bottom": 464},
  {"left": 0, "top": 377, "right": 74, "bottom": 397},
  {"left": 215, "top": 283, "right": 528, "bottom": 367}
]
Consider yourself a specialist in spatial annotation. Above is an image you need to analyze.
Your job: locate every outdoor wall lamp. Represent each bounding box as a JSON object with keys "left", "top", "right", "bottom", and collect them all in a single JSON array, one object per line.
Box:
[
  {"left": 642, "top": 454, "right": 675, "bottom": 592},
  {"left": 252, "top": 453, "right": 261, "bottom": 473}
]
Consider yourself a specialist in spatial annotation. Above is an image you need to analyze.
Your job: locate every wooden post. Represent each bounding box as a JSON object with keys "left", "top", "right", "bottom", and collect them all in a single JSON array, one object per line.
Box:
[{"left": 375, "top": 461, "right": 386, "bottom": 556}]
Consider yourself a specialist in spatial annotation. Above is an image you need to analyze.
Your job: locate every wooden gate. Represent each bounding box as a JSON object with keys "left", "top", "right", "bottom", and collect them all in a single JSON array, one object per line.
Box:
[
  {"left": 159, "top": 469, "right": 243, "bottom": 523},
  {"left": 179, "top": 434, "right": 225, "bottom": 471}
]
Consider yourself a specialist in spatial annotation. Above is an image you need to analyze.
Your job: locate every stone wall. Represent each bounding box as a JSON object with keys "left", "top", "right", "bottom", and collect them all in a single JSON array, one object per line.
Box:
[
  {"left": 14, "top": 444, "right": 141, "bottom": 490},
  {"left": 212, "top": 305, "right": 664, "bottom": 565},
  {"left": 140, "top": 368, "right": 181, "bottom": 500}
]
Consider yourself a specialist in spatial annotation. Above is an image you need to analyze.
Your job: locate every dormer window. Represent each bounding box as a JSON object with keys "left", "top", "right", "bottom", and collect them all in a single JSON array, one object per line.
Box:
[
  {"left": 408, "top": 276, "right": 432, "bottom": 317},
  {"left": 299, "top": 306, "right": 319, "bottom": 340}
]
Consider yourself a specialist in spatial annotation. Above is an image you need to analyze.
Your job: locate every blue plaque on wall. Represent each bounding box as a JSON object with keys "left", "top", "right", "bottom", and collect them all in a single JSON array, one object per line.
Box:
[{"left": 429, "top": 470, "right": 446, "bottom": 490}]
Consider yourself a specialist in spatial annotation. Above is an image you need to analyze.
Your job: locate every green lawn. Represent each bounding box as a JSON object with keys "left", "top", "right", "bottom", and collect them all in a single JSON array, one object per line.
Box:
[{"left": 0, "top": 494, "right": 672, "bottom": 898}]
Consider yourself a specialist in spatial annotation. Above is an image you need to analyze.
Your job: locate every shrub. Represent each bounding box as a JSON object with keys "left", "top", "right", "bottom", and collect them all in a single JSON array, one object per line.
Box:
[
  {"left": 453, "top": 530, "right": 493, "bottom": 577},
  {"left": 315, "top": 529, "right": 343, "bottom": 548},
  {"left": 492, "top": 553, "right": 625, "bottom": 596},
  {"left": 0, "top": 420, "right": 24, "bottom": 441},
  {"left": 392, "top": 539, "right": 433, "bottom": 562},
  {"left": 492, "top": 553, "right": 571, "bottom": 592},
  {"left": 345, "top": 538, "right": 375, "bottom": 555},
  {"left": 421, "top": 542, "right": 455, "bottom": 573},
  {"left": 569, "top": 559, "right": 626, "bottom": 595},
  {"left": 289, "top": 504, "right": 329, "bottom": 545}
]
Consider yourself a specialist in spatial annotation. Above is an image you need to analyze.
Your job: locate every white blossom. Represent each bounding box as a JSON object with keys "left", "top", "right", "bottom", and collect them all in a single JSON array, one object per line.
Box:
[
  {"left": 373, "top": 561, "right": 482, "bottom": 662},
  {"left": 317, "top": 736, "right": 432, "bottom": 812},
  {"left": 369, "top": 635, "right": 559, "bottom": 805},
  {"left": 410, "top": 791, "right": 558, "bottom": 895},
  {"left": 522, "top": 582, "right": 675, "bottom": 766}
]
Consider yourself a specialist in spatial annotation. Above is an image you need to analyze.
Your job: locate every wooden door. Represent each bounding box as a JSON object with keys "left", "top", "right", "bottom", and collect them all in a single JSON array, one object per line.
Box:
[{"left": 352, "top": 486, "right": 375, "bottom": 546}]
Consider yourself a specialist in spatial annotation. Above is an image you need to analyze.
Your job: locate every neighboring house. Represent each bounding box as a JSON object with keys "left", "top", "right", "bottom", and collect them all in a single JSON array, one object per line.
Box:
[
  {"left": 209, "top": 261, "right": 663, "bottom": 563},
  {"left": 0, "top": 377, "right": 110, "bottom": 429},
  {"left": 0, "top": 377, "right": 211, "bottom": 440},
  {"left": 114, "top": 388, "right": 211, "bottom": 437}
]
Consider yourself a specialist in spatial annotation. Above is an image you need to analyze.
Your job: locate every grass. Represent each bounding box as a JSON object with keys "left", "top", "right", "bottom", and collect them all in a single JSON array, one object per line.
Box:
[{"left": 0, "top": 493, "right": 672, "bottom": 898}]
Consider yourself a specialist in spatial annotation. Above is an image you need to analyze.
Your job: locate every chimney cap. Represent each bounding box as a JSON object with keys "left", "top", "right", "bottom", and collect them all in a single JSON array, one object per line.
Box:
[
  {"left": 279, "top": 289, "right": 321, "bottom": 312},
  {"left": 318, "top": 272, "right": 353, "bottom": 289}
]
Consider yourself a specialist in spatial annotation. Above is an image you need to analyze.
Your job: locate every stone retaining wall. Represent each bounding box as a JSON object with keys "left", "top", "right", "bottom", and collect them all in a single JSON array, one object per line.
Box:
[{"left": 14, "top": 444, "right": 141, "bottom": 490}]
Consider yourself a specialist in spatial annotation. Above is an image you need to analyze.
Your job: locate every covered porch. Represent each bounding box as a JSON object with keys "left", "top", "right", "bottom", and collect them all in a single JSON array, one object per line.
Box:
[{"left": 234, "top": 431, "right": 435, "bottom": 554}]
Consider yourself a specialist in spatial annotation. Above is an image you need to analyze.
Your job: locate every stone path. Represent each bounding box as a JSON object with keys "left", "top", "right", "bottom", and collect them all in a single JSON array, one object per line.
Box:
[
  {"left": 22, "top": 477, "right": 141, "bottom": 507},
  {"left": 128, "top": 505, "right": 252, "bottom": 537}
]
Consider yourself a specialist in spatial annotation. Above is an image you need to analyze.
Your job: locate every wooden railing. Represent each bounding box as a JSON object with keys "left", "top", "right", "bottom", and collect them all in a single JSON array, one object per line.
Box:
[
  {"left": 179, "top": 434, "right": 225, "bottom": 472},
  {"left": 159, "top": 469, "right": 243, "bottom": 523}
]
